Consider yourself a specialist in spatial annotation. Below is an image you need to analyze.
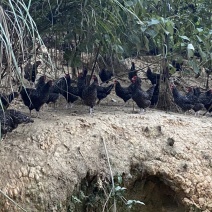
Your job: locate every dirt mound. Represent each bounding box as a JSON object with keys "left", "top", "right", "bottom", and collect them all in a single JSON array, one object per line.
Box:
[{"left": 0, "top": 99, "right": 212, "bottom": 211}]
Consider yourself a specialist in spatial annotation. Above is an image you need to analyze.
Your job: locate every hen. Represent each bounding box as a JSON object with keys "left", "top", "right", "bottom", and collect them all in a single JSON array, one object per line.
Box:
[
  {"left": 146, "top": 67, "right": 160, "bottom": 85},
  {"left": 172, "top": 60, "right": 183, "bottom": 71},
  {"left": 150, "top": 83, "right": 159, "bottom": 106},
  {"left": 60, "top": 86, "right": 78, "bottom": 108},
  {"left": 94, "top": 77, "right": 114, "bottom": 104},
  {"left": 128, "top": 62, "right": 138, "bottom": 82},
  {"left": 35, "top": 75, "right": 46, "bottom": 91},
  {"left": 24, "top": 61, "right": 42, "bottom": 84},
  {"left": 131, "top": 76, "right": 152, "bottom": 112},
  {"left": 132, "top": 76, "right": 156, "bottom": 100},
  {"left": 0, "top": 92, "right": 19, "bottom": 109},
  {"left": 46, "top": 93, "right": 59, "bottom": 108},
  {"left": 171, "top": 85, "right": 194, "bottom": 113},
  {"left": 197, "top": 89, "right": 212, "bottom": 113},
  {"left": 114, "top": 80, "right": 133, "bottom": 104},
  {"left": 50, "top": 74, "right": 72, "bottom": 94},
  {"left": 186, "top": 87, "right": 204, "bottom": 115},
  {"left": 82, "top": 75, "right": 98, "bottom": 114},
  {"left": 77, "top": 69, "right": 88, "bottom": 98},
  {"left": 0, "top": 109, "right": 33, "bottom": 135},
  {"left": 20, "top": 80, "right": 52, "bottom": 117},
  {"left": 99, "top": 68, "right": 113, "bottom": 84}
]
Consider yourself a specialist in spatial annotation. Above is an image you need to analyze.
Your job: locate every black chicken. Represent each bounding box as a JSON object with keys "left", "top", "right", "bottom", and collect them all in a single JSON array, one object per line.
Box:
[
  {"left": 171, "top": 85, "right": 194, "bottom": 113},
  {"left": 172, "top": 60, "right": 183, "bottom": 71},
  {"left": 132, "top": 76, "right": 156, "bottom": 100},
  {"left": 77, "top": 69, "right": 88, "bottom": 98},
  {"left": 131, "top": 76, "right": 153, "bottom": 113},
  {"left": 128, "top": 62, "right": 138, "bottom": 82},
  {"left": 0, "top": 92, "right": 19, "bottom": 109},
  {"left": 50, "top": 74, "right": 72, "bottom": 94},
  {"left": 146, "top": 67, "right": 160, "bottom": 85},
  {"left": 185, "top": 87, "right": 204, "bottom": 115},
  {"left": 35, "top": 75, "right": 46, "bottom": 91},
  {"left": 150, "top": 83, "right": 159, "bottom": 106},
  {"left": 20, "top": 80, "right": 52, "bottom": 117},
  {"left": 82, "top": 75, "right": 98, "bottom": 114},
  {"left": 24, "top": 61, "right": 42, "bottom": 84},
  {"left": 114, "top": 80, "right": 133, "bottom": 104},
  {"left": 99, "top": 68, "right": 113, "bottom": 83},
  {"left": 60, "top": 86, "right": 78, "bottom": 108},
  {"left": 94, "top": 77, "right": 114, "bottom": 104},
  {"left": 197, "top": 89, "right": 212, "bottom": 113},
  {"left": 46, "top": 93, "right": 59, "bottom": 108},
  {"left": 0, "top": 110, "right": 16, "bottom": 134},
  {"left": 6, "top": 109, "right": 34, "bottom": 125},
  {"left": 0, "top": 109, "right": 33, "bottom": 135}
]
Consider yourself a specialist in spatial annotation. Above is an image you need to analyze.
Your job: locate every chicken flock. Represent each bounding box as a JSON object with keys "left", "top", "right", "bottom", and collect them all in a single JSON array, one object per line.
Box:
[{"left": 0, "top": 62, "right": 212, "bottom": 136}]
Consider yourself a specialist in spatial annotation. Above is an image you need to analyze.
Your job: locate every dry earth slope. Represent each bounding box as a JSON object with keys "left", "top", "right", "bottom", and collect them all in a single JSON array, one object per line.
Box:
[{"left": 0, "top": 106, "right": 212, "bottom": 211}]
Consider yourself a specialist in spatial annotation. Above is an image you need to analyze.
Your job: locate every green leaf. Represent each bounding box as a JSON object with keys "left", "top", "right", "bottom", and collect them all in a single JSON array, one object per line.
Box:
[
  {"left": 72, "top": 195, "right": 82, "bottom": 204},
  {"left": 188, "top": 60, "right": 199, "bottom": 74},
  {"left": 148, "top": 19, "right": 160, "bottom": 26},
  {"left": 198, "top": 46, "right": 207, "bottom": 60},
  {"left": 187, "top": 44, "right": 194, "bottom": 58},
  {"left": 115, "top": 186, "right": 126, "bottom": 192},
  {"left": 145, "top": 29, "right": 158, "bottom": 38},
  {"left": 196, "top": 35, "right": 203, "bottom": 43},
  {"left": 113, "top": 44, "right": 124, "bottom": 53},
  {"left": 126, "top": 200, "right": 145, "bottom": 208},
  {"left": 166, "top": 22, "right": 174, "bottom": 35},
  {"left": 196, "top": 28, "right": 203, "bottom": 32},
  {"left": 179, "top": 36, "right": 190, "bottom": 41},
  {"left": 117, "top": 175, "right": 122, "bottom": 184},
  {"left": 144, "top": 36, "right": 149, "bottom": 51},
  {"left": 125, "top": 1, "right": 134, "bottom": 7}
]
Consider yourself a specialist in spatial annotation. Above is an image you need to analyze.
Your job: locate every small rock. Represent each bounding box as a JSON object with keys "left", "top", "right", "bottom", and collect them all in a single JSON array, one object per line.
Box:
[{"left": 167, "top": 138, "right": 175, "bottom": 146}]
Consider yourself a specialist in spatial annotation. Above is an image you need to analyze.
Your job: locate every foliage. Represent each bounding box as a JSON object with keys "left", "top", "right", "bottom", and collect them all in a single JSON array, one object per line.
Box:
[
  {"left": 24, "top": 0, "right": 211, "bottom": 74},
  {"left": 0, "top": 0, "right": 45, "bottom": 83},
  {"left": 70, "top": 174, "right": 144, "bottom": 211}
]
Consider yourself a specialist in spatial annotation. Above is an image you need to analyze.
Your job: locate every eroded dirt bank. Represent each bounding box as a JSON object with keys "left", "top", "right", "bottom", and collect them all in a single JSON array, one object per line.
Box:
[{"left": 0, "top": 105, "right": 212, "bottom": 211}]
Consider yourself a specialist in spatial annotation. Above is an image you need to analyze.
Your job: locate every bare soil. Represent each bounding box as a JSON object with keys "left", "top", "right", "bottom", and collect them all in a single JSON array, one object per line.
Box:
[{"left": 0, "top": 82, "right": 212, "bottom": 211}]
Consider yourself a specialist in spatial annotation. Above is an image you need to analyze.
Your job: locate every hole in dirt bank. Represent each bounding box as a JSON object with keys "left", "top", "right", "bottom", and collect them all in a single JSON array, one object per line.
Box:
[
  {"left": 68, "top": 171, "right": 186, "bottom": 212},
  {"left": 124, "top": 174, "right": 186, "bottom": 212}
]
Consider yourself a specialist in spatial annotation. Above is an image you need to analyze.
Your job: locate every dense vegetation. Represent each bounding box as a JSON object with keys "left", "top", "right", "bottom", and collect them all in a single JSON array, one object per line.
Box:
[{"left": 0, "top": 0, "right": 211, "bottom": 97}]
